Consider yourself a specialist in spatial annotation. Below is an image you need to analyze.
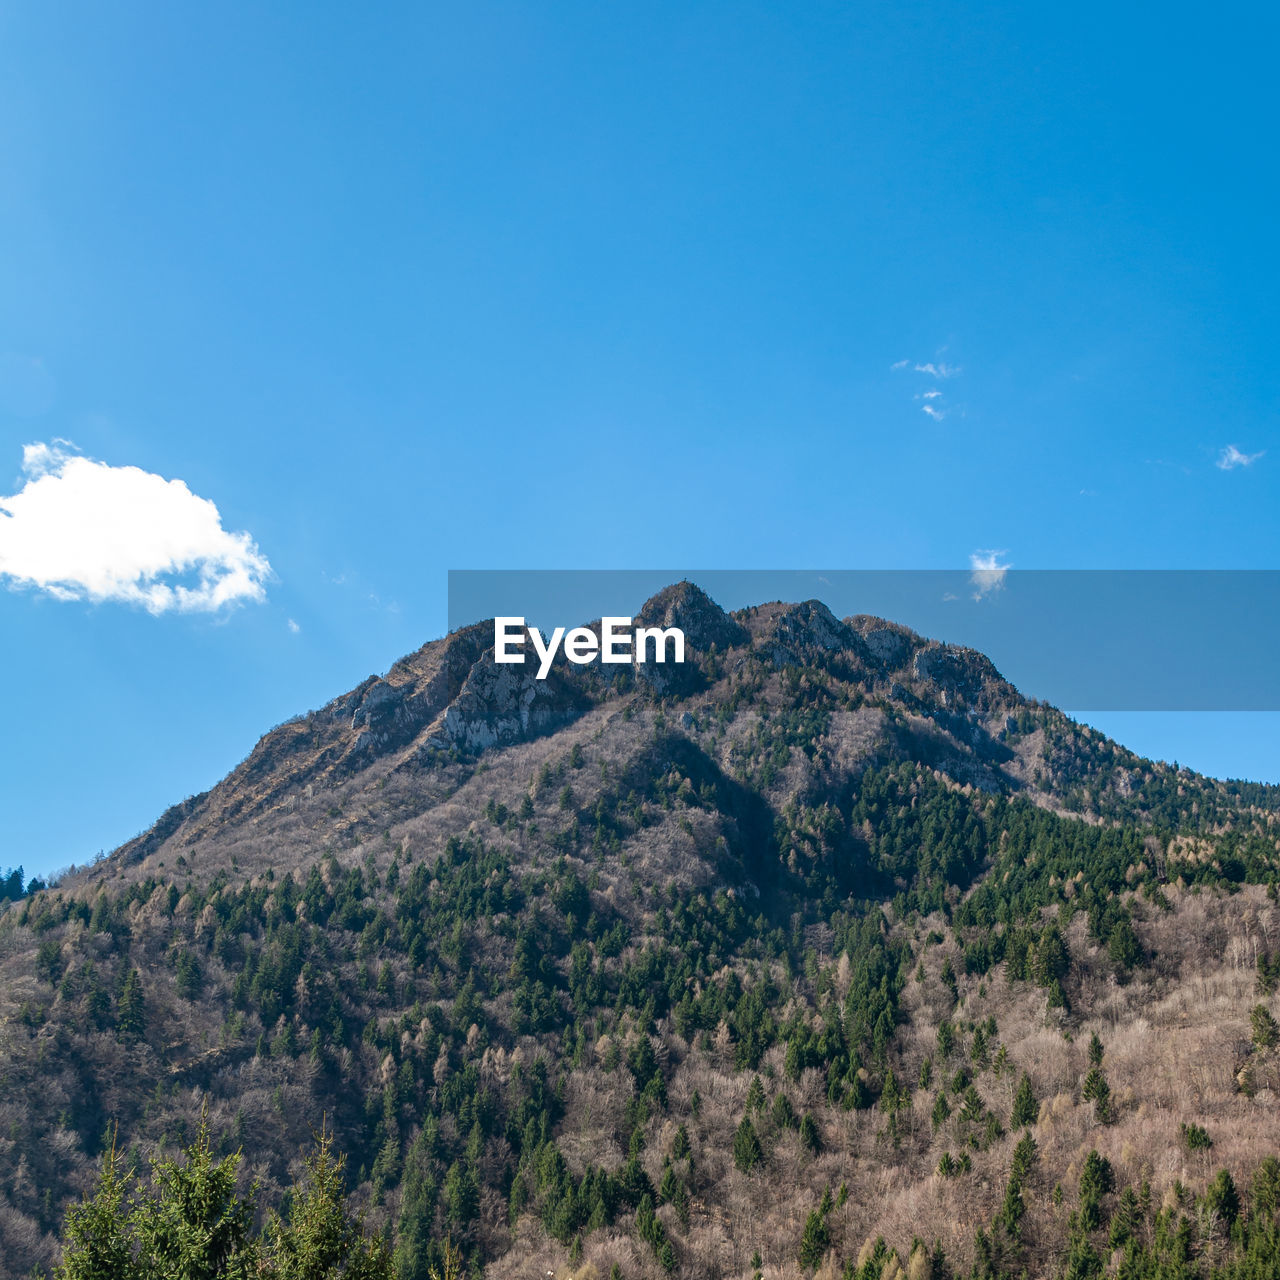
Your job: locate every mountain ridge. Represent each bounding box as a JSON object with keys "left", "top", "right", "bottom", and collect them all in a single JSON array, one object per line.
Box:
[{"left": 99, "top": 581, "right": 1268, "bottom": 893}]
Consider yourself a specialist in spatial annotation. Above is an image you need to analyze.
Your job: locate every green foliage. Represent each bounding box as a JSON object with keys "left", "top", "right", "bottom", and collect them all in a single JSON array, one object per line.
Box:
[
  {"left": 55, "top": 1135, "right": 136, "bottom": 1280},
  {"left": 798, "top": 1112, "right": 820, "bottom": 1155},
  {"left": 1087, "top": 1033, "right": 1104, "bottom": 1067},
  {"left": 1181, "top": 1121, "right": 1212, "bottom": 1152},
  {"left": 733, "top": 1117, "right": 763, "bottom": 1173},
  {"left": 267, "top": 1125, "right": 392, "bottom": 1278},
  {"left": 1011, "top": 1072, "right": 1038, "bottom": 1129},
  {"left": 129, "top": 1114, "right": 260, "bottom": 1279},
  {"left": 1, "top": 865, "right": 27, "bottom": 902},
  {"left": 1203, "top": 1169, "right": 1240, "bottom": 1230},
  {"left": 115, "top": 966, "right": 146, "bottom": 1042},
  {"left": 1252, "top": 1003, "right": 1280, "bottom": 1050},
  {"left": 998, "top": 1132, "right": 1037, "bottom": 1240},
  {"left": 55, "top": 1114, "right": 393, "bottom": 1280},
  {"left": 1081, "top": 1065, "right": 1113, "bottom": 1124},
  {"left": 1077, "top": 1149, "right": 1113, "bottom": 1234},
  {"left": 798, "top": 1206, "right": 829, "bottom": 1270}
]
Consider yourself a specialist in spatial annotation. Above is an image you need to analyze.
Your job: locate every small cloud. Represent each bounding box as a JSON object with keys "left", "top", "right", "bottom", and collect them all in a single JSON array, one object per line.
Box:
[
  {"left": 942, "top": 591, "right": 959, "bottom": 602},
  {"left": 891, "top": 358, "right": 961, "bottom": 378},
  {"left": 0, "top": 441, "right": 271, "bottom": 613},
  {"left": 287, "top": 618, "right": 301, "bottom": 634},
  {"left": 969, "top": 549, "right": 1010, "bottom": 601},
  {"left": 920, "top": 389, "right": 942, "bottom": 400},
  {"left": 922, "top": 404, "right": 946, "bottom": 421},
  {"left": 1217, "top": 444, "right": 1265, "bottom": 471}
]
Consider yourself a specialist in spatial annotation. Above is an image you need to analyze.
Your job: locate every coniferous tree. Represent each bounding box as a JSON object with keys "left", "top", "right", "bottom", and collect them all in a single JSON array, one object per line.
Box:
[
  {"left": 798, "top": 1208, "right": 829, "bottom": 1270},
  {"left": 799, "top": 1112, "right": 821, "bottom": 1155},
  {"left": 131, "top": 1112, "right": 259, "bottom": 1280},
  {"left": 1251, "top": 1003, "right": 1279, "bottom": 1050},
  {"left": 733, "top": 1117, "right": 763, "bottom": 1173},
  {"left": 1011, "top": 1072, "right": 1038, "bottom": 1129},
  {"left": 116, "top": 967, "right": 146, "bottom": 1042},
  {"left": 55, "top": 1114, "right": 393, "bottom": 1280},
  {"left": 266, "top": 1124, "right": 392, "bottom": 1279},
  {"left": 55, "top": 1135, "right": 136, "bottom": 1280}
]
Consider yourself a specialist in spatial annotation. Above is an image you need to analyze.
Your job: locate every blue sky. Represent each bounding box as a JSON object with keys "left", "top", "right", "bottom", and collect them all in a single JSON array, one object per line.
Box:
[{"left": 2, "top": 2, "right": 1277, "bottom": 879}]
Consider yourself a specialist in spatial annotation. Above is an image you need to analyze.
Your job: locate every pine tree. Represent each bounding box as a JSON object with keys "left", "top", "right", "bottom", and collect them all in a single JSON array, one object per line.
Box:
[
  {"left": 671, "top": 1123, "right": 690, "bottom": 1160},
  {"left": 733, "top": 1117, "right": 763, "bottom": 1173},
  {"left": 131, "top": 1110, "right": 260, "bottom": 1279},
  {"left": 1204, "top": 1169, "right": 1240, "bottom": 1229},
  {"left": 266, "top": 1123, "right": 393, "bottom": 1279},
  {"left": 1251, "top": 1003, "right": 1279, "bottom": 1050},
  {"left": 798, "top": 1208, "right": 829, "bottom": 1270},
  {"left": 799, "top": 1112, "right": 821, "bottom": 1155},
  {"left": 1081, "top": 1065, "right": 1113, "bottom": 1124},
  {"left": 1087, "top": 1032, "right": 1104, "bottom": 1066},
  {"left": 116, "top": 966, "right": 146, "bottom": 1042},
  {"left": 55, "top": 1133, "right": 137, "bottom": 1280},
  {"left": 1011, "top": 1072, "right": 1038, "bottom": 1128}
]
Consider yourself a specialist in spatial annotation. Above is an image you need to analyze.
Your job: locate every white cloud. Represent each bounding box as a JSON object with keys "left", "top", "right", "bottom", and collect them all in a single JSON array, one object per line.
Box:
[
  {"left": 287, "top": 618, "right": 301, "bottom": 634},
  {"left": 920, "top": 389, "right": 942, "bottom": 399},
  {"left": 891, "top": 358, "right": 961, "bottom": 377},
  {"left": 922, "top": 403, "right": 946, "bottom": 421},
  {"left": 0, "top": 441, "right": 271, "bottom": 613},
  {"left": 1217, "top": 444, "right": 1265, "bottom": 471},
  {"left": 969, "top": 549, "right": 1010, "bottom": 600}
]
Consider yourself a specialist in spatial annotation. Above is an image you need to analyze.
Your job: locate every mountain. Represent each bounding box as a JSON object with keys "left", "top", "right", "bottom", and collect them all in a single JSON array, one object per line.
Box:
[{"left": 4, "top": 583, "right": 1280, "bottom": 1280}]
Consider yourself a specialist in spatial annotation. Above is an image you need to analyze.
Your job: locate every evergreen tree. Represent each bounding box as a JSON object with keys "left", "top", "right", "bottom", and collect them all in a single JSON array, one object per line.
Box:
[
  {"left": 733, "top": 1117, "right": 763, "bottom": 1173},
  {"left": 798, "top": 1208, "right": 829, "bottom": 1270},
  {"left": 116, "top": 967, "right": 146, "bottom": 1042},
  {"left": 1011, "top": 1072, "right": 1038, "bottom": 1128},
  {"left": 266, "top": 1124, "right": 393, "bottom": 1278},
  {"left": 55, "top": 1114, "right": 393, "bottom": 1280},
  {"left": 1251, "top": 1003, "right": 1279, "bottom": 1050},
  {"left": 798, "top": 1112, "right": 820, "bottom": 1155},
  {"left": 55, "top": 1135, "right": 137, "bottom": 1280},
  {"left": 1203, "top": 1169, "right": 1240, "bottom": 1230},
  {"left": 1087, "top": 1032, "right": 1104, "bottom": 1067},
  {"left": 131, "top": 1112, "right": 259, "bottom": 1280}
]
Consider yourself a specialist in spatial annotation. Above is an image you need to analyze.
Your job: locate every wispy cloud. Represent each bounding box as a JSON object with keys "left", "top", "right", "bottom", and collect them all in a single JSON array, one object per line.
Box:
[
  {"left": 969, "top": 549, "right": 1010, "bottom": 601},
  {"left": 890, "top": 357, "right": 962, "bottom": 378},
  {"left": 892, "top": 353, "right": 962, "bottom": 422},
  {"left": 0, "top": 441, "right": 271, "bottom": 613},
  {"left": 1217, "top": 444, "right": 1265, "bottom": 471},
  {"left": 287, "top": 618, "right": 301, "bottom": 634}
]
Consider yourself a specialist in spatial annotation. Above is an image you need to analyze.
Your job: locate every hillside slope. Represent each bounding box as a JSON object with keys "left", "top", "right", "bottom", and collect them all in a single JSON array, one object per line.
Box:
[{"left": 3, "top": 583, "right": 1280, "bottom": 1280}]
